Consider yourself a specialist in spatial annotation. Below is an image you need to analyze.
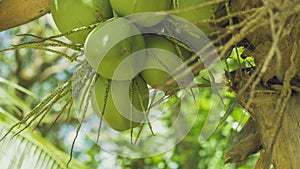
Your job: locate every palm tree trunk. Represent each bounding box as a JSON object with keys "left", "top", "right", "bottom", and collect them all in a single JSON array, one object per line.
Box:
[{"left": 243, "top": 93, "right": 300, "bottom": 169}]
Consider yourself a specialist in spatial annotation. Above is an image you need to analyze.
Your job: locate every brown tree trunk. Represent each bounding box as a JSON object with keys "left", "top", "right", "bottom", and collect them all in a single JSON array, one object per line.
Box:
[
  {"left": 239, "top": 90, "right": 300, "bottom": 169},
  {"left": 221, "top": 0, "right": 300, "bottom": 168},
  {"left": 0, "top": 0, "right": 50, "bottom": 32}
]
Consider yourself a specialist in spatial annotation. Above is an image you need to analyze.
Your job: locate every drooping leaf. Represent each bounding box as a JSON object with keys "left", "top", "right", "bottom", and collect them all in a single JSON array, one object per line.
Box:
[{"left": 0, "top": 113, "right": 86, "bottom": 169}]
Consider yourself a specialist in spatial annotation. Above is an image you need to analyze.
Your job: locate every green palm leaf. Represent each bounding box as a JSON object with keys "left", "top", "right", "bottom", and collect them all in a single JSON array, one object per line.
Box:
[
  {"left": 0, "top": 77, "right": 33, "bottom": 116},
  {"left": 0, "top": 77, "right": 86, "bottom": 169},
  {"left": 0, "top": 113, "right": 86, "bottom": 169}
]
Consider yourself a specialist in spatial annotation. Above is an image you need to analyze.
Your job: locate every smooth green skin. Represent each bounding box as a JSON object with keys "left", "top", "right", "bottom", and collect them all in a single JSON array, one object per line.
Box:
[
  {"left": 92, "top": 75, "right": 149, "bottom": 131},
  {"left": 109, "top": 0, "right": 172, "bottom": 27},
  {"left": 50, "top": 0, "right": 113, "bottom": 44},
  {"left": 141, "top": 35, "right": 190, "bottom": 91},
  {"left": 177, "top": 0, "right": 214, "bottom": 35},
  {"left": 85, "top": 18, "right": 146, "bottom": 80}
]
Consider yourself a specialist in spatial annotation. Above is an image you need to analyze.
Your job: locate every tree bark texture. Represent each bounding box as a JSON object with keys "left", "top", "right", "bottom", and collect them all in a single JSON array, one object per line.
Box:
[
  {"left": 0, "top": 0, "right": 50, "bottom": 32},
  {"left": 221, "top": 0, "right": 300, "bottom": 168},
  {"left": 238, "top": 88, "right": 300, "bottom": 169}
]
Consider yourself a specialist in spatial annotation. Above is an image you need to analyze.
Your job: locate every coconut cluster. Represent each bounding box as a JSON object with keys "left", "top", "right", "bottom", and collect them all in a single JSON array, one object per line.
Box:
[{"left": 50, "top": 0, "right": 215, "bottom": 131}]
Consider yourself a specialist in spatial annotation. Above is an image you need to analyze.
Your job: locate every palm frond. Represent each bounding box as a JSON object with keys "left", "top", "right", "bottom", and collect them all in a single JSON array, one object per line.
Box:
[
  {"left": 0, "top": 77, "right": 36, "bottom": 98},
  {"left": 0, "top": 77, "right": 34, "bottom": 116},
  {"left": 0, "top": 113, "right": 86, "bottom": 169}
]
